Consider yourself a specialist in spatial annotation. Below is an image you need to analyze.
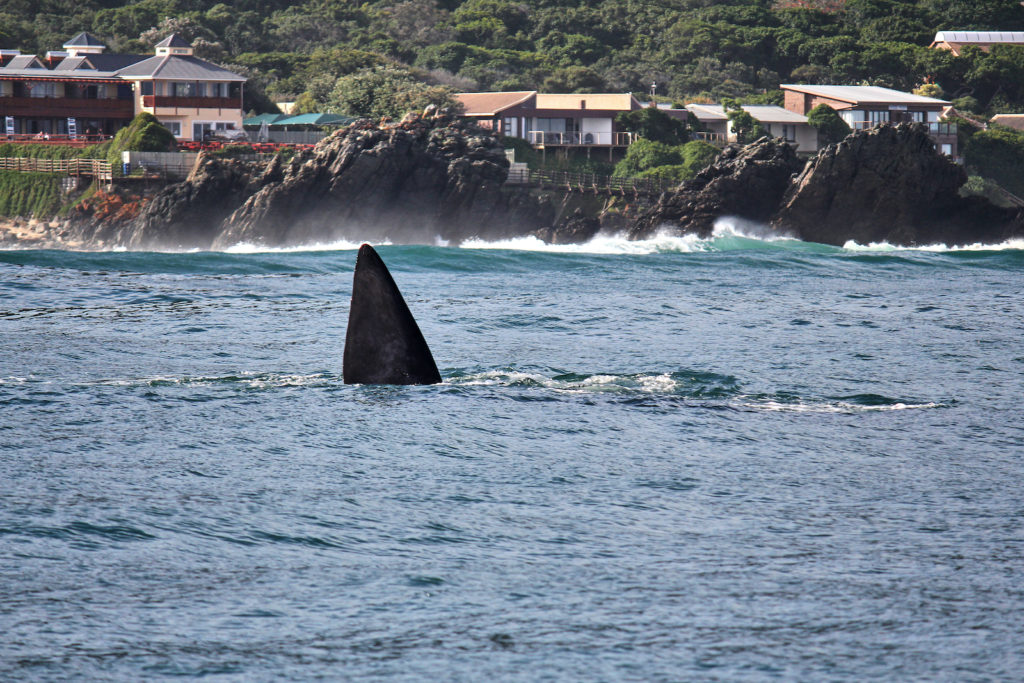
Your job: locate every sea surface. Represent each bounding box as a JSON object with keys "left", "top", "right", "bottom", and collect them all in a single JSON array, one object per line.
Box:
[{"left": 2, "top": 224, "right": 1023, "bottom": 680}]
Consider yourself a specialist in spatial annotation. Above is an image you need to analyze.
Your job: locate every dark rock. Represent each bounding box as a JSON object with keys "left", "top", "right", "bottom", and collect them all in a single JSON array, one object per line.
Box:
[
  {"left": 214, "top": 116, "right": 550, "bottom": 247},
  {"left": 534, "top": 207, "right": 601, "bottom": 244},
  {"left": 773, "top": 123, "right": 1024, "bottom": 246},
  {"left": 629, "top": 137, "right": 805, "bottom": 240}
]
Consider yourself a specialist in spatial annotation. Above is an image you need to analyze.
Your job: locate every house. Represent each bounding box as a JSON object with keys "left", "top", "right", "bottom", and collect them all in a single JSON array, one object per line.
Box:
[
  {"left": 781, "top": 84, "right": 958, "bottom": 156},
  {"left": 930, "top": 31, "right": 1024, "bottom": 56},
  {"left": 0, "top": 32, "right": 245, "bottom": 141},
  {"left": 685, "top": 103, "right": 816, "bottom": 152},
  {"left": 455, "top": 91, "right": 642, "bottom": 153},
  {"left": 113, "top": 35, "right": 245, "bottom": 141},
  {"left": 990, "top": 114, "right": 1024, "bottom": 131}
]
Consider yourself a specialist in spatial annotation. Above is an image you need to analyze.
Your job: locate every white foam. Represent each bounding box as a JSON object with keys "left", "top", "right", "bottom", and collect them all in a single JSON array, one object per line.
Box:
[
  {"left": 842, "top": 238, "right": 1024, "bottom": 253},
  {"left": 459, "top": 230, "right": 708, "bottom": 255},
  {"left": 739, "top": 398, "right": 943, "bottom": 413}
]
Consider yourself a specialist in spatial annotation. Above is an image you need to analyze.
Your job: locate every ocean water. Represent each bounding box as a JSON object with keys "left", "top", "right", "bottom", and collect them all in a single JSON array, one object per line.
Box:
[{"left": 2, "top": 224, "right": 1023, "bottom": 680}]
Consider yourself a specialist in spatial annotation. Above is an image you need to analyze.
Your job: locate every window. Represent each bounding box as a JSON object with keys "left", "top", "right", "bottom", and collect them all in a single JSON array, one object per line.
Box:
[
  {"left": 141, "top": 82, "right": 153, "bottom": 96},
  {"left": 868, "top": 110, "right": 888, "bottom": 124},
  {"left": 28, "top": 81, "right": 58, "bottom": 98},
  {"left": 163, "top": 121, "right": 181, "bottom": 136},
  {"left": 781, "top": 124, "right": 796, "bottom": 142},
  {"left": 172, "top": 81, "right": 196, "bottom": 97}
]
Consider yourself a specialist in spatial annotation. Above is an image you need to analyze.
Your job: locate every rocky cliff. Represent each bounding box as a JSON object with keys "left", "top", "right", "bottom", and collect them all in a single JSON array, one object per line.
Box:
[
  {"left": 33, "top": 119, "right": 1024, "bottom": 251},
  {"left": 61, "top": 116, "right": 557, "bottom": 250},
  {"left": 772, "top": 123, "right": 1023, "bottom": 246},
  {"left": 629, "top": 137, "right": 805, "bottom": 240}
]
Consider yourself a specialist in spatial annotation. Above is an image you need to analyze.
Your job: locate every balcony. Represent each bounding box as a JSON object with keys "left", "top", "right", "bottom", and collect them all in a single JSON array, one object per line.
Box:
[
  {"left": 849, "top": 120, "right": 957, "bottom": 137},
  {"left": 528, "top": 130, "right": 637, "bottom": 147},
  {"left": 142, "top": 96, "right": 242, "bottom": 111},
  {"left": 0, "top": 96, "right": 133, "bottom": 119}
]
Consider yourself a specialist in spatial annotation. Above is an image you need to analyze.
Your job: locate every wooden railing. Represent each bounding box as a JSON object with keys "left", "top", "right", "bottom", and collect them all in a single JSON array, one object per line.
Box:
[
  {"left": 0, "top": 156, "right": 112, "bottom": 181},
  {"left": 693, "top": 131, "right": 727, "bottom": 146},
  {"left": 849, "top": 120, "right": 958, "bottom": 136},
  {"left": 0, "top": 96, "right": 133, "bottom": 119},
  {"left": 142, "top": 95, "right": 242, "bottom": 110},
  {"left": 506, "top": 167, "right": 676, "bottom": 194},
  {"left": 527, "top": 131, "right": 637, "bottom": 147}
]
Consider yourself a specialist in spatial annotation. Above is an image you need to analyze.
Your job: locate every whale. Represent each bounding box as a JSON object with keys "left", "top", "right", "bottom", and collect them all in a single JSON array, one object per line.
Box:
[{"left": 343, "top": 244, "right": 442, "bottom": 385}]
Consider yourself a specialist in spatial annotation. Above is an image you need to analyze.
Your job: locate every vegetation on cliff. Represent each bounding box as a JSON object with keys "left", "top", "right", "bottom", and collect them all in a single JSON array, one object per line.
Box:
[{"left": 0, "top": 171, "right": 63, "bottom": 217}]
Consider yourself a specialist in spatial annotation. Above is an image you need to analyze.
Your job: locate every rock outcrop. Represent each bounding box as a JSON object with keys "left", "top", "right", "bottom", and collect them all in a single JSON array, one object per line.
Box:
[
  {"left": 214, "top": 116, "right": 551, "bottom": 248},
  {"left": 628, "top": 137, "right": 805, "bottom": 240},
  {"left": 772, "top": 123, "right": 1024, "bottom": 246},
  {"left": 62, "top": 116, "right": 557, "bottom": 250}
]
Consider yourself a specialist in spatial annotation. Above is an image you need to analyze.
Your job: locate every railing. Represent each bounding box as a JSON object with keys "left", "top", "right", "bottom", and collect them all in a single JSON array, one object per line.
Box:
[
  {"left": 989, "top": 182, "right": 1024, "bottom": 208},
  {"left": 0, "top": 96, "right": 133, "bottom": 118},
  {"left": 849, "top": 120, "right": 957, "bottom": 136},
  {"left": 142, "top": 95, "right": 242, "bottom": 110},
  {"left": 0, "top": 133, "right": 114, "bottom": 146},
  {"left": 527, "top": 131, "right": 637, "bottom": 147},
  {"left": 693, "top": 131, "right": 727, "bottom": 145},
  {"left": 505, "top": 167, "right": 676, "bottom": 194},
  {"left": 0, "top": 156, "right": 112, "bottom": 181},
  {"left": 122, "top": 150, "right": 281, "bottom": 179}
]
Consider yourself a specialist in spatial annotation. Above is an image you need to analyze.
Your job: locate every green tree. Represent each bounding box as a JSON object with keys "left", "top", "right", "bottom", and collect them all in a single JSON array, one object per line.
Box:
[
  {"left": 613, "top": 139, "right": 683, "bottom": 177},
  {"left": 963, "top": 125, "right": 1024, "bottom": 198},
  {"left": 326, "top": 66, "right": 456, "bottom": 119},
  {"left": 615, "top": 107, "right": 689, "bottom": 146},
  {"left": 723, "top": 99, "right": 768, "bottom": 144},
  {"left": 806, "top": 103, "right": 852, "bottom": 145}
]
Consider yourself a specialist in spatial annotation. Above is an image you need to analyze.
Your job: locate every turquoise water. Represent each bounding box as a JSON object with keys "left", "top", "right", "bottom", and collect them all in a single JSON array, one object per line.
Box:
[{"left": 2, "top": 231, "right": 1023, "bottom": 680}]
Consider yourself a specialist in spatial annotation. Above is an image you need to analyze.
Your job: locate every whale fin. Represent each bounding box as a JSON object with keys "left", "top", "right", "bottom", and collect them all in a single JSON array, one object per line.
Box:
[{"left": 343, "top": 244, "right": 442, "bottom": 385}]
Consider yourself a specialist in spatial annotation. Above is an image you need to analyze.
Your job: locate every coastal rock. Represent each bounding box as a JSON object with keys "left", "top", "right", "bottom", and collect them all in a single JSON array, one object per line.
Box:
[
  {"left": 772, "top": 123, "right": 1024, "bottom": 246},
  {"left": 214, "top": 116, "right": 550, "bottom": 247},
  {"left": 628, "top": 137, "right": 805, "bottom": 240}
]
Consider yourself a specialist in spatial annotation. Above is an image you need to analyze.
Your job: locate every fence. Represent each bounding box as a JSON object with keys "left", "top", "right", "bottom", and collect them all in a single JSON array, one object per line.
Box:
[
  {"left": 0, "top": 156, "right": 112, "bottom": 181},
  {"left": 506, "top": 167, "right": 676, "bottom": 195},
  {"left": 121, "top": 151, "right": 279, "bottom": 179},
  {"left": 527, "top": 131, "right": 638, "bottom": 147}
]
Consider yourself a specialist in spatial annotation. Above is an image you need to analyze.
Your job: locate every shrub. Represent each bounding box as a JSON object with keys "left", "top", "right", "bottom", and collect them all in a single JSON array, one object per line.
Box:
[
  {"left": 806, "top": 103, "right": 852, "bottom": 145},
  {"left": 963, "top": 125, "right": 1024, "bottom": 197}
]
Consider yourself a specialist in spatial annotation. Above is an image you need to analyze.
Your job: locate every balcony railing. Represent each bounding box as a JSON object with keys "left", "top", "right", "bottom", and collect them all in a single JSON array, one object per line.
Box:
[
  {"left": 528, "top": 131, "right": 637, "bottom": 147},
  {"left": 693, "top": 131, "right": 727, "bottom": 146},
  {"left": 0, "top": 96, "right": 133, "bottom": 119},
  {"left": 142, "top": 95, "right": 242, "bottom": 110},
  {"left": 849, "top": 120, "right": 957, "bottom": 136}
]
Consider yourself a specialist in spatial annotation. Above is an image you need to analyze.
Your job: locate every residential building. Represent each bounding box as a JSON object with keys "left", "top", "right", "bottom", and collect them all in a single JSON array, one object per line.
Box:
[
  {"left": 0, "top": 32, "right": 245, "bottom": 141},
  {"left": 930, "top": 31, "right": 1024, "bottom": 56},
  {"left": 456, "top": 91, "right": 642, "bottom": 153},
  {"left": 990, "top": 114, "right": 1024, "bottom": 131},
  {"left": 686, "top": 104, "right": 816, "bottom": 152},
  {"left": 781, "top": 84, "right": 958, "bottom": 156}
]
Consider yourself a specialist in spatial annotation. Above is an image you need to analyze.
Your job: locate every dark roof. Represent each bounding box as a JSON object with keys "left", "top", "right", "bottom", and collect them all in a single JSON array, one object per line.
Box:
[
  {"left": 116, "top": 55, "right": 245, "bottom": 81},
  {"left": 63, "top": 32, "right": 105, "bottom": 48},
  {"left": 81, "top": 53, "right": 147, "bottom": 71},
  {"left": 155, "top": 33, "right": 191, "bottom": 49}
]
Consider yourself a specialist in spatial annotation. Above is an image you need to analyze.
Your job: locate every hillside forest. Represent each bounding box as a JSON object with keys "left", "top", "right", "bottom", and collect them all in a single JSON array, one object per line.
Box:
[{"left": 2, "top": 0, "right": 1024, "bottom": 119}]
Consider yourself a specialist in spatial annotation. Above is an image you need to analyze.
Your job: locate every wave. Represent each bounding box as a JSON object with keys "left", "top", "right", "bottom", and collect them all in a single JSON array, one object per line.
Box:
[
  {"left": 842, "top": 237, "right": 1024, "bottom": 253},
  {"left": 45, "top": 368, "right": 947, "bottom": 415}
]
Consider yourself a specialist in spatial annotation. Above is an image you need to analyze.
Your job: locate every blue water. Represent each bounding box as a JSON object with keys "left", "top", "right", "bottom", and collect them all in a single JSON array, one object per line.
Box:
[{"left": 2, "top": 233, "right": 1023, "bottom": 680}]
